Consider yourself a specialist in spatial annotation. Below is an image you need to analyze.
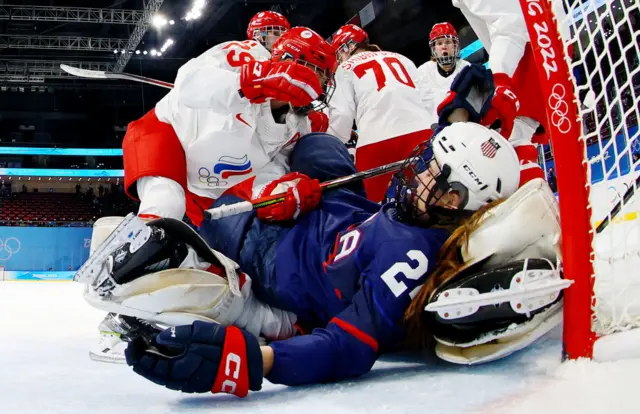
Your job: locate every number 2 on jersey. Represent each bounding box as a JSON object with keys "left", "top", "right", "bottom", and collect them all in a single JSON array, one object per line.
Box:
[
  {"left": 353, "top": 57, "right": 416, "bottom": 91},
  {"left": 381, "top": 250, "right": 429, "bottom": 297}
]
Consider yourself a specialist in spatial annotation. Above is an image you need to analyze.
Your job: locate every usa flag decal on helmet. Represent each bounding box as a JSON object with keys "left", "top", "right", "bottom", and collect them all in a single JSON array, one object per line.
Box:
[{"left": 481, "top": 137, "right": 500, "bottom": 158}]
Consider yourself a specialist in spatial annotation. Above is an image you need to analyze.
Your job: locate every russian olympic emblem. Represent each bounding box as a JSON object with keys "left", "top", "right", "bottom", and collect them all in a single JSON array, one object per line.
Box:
[
  {"left": 0, "top": 237, "right": 21, "bottom": 261},
  {"left": 548, "top": 83, "right": 572, "bottom": 134},
  {"left": 198, "top": 155, "right": 253, "bottom": 188}
]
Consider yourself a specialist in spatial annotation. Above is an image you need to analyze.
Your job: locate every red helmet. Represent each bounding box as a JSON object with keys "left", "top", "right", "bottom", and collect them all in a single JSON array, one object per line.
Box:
[
  {"left": 331, "top": 24, "right": 369, "bottom": 64},
  {"left": 429, "top": 22, "right": 458, "bottom": 41},
  {"left": 246, "top": 11, "right": 291, "bottom": 50},
  {"left": 429, "top": 22, "right": 460, "bottom": 67},
  {"left": 271, "top": 27, "right": 338, "bottom": 113}
]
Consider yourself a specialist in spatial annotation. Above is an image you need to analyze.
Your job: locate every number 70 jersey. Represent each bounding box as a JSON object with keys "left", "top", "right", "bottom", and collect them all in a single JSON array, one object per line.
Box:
[{"left": 327, "top": 51, "right": 432, "bottom": 147}]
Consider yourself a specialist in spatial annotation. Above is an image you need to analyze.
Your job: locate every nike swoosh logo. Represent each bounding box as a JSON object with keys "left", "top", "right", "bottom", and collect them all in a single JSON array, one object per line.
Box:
[{"left": 235, "top": 113, "right": 251, "bottom": 128}]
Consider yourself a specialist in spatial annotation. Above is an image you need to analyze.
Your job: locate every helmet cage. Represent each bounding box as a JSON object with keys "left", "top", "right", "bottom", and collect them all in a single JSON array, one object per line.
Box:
[
  {"left": 336, "top": 39, "right": 359, "bottom": 64},
  {"left": 250, "top": 25, "right": 288, "bottom": 50},
  {"left": 278, "top": 51, "right": 336, "bottom": 114},
  {"left": 430, "top": 35, "right": 460, "bottom": 67},
  {"left": 394, "top": 143, "right": 458, "bottom": 224}
]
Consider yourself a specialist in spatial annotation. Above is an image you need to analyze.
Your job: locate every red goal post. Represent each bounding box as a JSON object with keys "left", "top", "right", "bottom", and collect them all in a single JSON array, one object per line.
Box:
[
  {"left": 519, "top": 0, "right": 640, "bottom": 360},
  {"left": 519, "top": 0, "right": 596, "bottom": 359}
]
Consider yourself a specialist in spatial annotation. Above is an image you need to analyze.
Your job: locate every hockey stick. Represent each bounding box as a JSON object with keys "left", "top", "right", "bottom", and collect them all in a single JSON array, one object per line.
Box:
[
  {"left": 205, "top": 159, "right": 410, "bottom": 220},
  {"left": 60, "top": 64, "right": 174, "bottom": 89},
  {"left": 595, "top": 174, "right": 640, "bottom": 233}
]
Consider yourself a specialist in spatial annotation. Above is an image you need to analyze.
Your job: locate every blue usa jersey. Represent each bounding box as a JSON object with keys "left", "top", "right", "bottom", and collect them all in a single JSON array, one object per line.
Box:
[{"left": 267, "top": 204, "right": 450, "bottom": 386}]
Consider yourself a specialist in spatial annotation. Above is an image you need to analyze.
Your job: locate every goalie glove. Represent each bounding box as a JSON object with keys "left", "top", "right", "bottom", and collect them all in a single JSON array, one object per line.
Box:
[
  {"left": 256, "top": 172, "right": 322, "bottom": 222},
  {"left": 480, "top": 73, "right": 520, "bottom": 139},
  {"left": 239, "top": 60, "right": 323, "bottom": 108},
  {"left": 436, "top": 63, "right": 495, "bottom": 126},
  {"left": 125, "top": 321, "right": 263, "bottom": 397}
]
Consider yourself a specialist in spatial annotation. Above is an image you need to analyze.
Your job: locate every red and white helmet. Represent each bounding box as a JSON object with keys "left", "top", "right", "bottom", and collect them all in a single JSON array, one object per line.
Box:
[
  {"left": 246, "top": 11, "right": 291, "bottom": 51},
  {"left": 271, "top": 27, "right": 338, "bottom": 113},
  {"left": 429, "top": 22, "right": 460, "bottom": 67},
  {"left": 331, "top": 24, "right": 369, "bottom": 64}
]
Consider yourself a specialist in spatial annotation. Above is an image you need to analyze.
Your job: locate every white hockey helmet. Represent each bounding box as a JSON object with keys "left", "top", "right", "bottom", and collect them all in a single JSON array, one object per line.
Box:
[{"left": 394, "top": 122, "right": 520, "bottom": 222}]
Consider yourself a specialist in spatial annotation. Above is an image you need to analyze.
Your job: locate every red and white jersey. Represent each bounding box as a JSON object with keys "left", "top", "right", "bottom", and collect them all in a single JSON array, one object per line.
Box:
[
  {"left": 155, "top": 39, "right": 310, "bottom": 200},
  {"left": 451, "top": 0, "right": 568, "bottom": 77},
  {"left": 327, "top": 50, "right": 431, "bottom": 148},
  {"left": 416, "top": 59, "right": 470, "bottom": 123}
]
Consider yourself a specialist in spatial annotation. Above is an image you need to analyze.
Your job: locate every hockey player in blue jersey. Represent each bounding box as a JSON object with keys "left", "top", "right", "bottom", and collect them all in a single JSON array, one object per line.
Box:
[{"left": 113, "top": 122, "right": 525, "bottom": 397}]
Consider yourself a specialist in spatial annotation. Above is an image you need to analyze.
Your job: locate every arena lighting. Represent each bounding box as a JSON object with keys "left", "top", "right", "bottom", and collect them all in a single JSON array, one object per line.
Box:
[
  {"left": 157, "top": 52, "right": 163, "bottom": 57},
  {"left": 169, "top": 20, "right": 175, "bottom": 25},
  {"left": 113, "top": 49, "right": 118, "bottom": 54},
  {"left": 150, "top": 49, "right": 158, "bottom": 56},
  {"left": 185, "top": 0, "right": 206, "bottom": 20},
  {"left": 153, "top": 14, "right": 168, "bottom": 28},
  {"left": 121, "top": 49, "right": 126, "bottom": 54},
  {"left": 135, "top": 50, "right": 141, "bottom": 55},
  {"left": 143, "top": 51, "right": 148, "bottom": 55}
]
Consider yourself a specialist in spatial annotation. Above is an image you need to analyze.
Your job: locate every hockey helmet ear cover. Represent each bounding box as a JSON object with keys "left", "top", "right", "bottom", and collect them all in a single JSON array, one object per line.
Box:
[{"left": 425, "top": 258, "right": 562, "bottom": 345}]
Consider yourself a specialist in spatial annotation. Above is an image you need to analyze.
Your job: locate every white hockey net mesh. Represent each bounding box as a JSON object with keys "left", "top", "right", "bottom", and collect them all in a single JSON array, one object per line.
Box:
[{"left": 540, "top": 0, "right": 640, "bottom": 337}]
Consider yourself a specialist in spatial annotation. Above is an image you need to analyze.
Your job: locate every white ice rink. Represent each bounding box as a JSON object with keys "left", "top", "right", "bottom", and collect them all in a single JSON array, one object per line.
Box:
[{"left": 1, "top": 282, "right": 639, "bottom": 414}]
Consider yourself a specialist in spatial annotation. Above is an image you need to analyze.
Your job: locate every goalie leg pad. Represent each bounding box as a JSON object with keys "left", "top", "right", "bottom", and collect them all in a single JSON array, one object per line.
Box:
[
  {"left": 427, "top": 258, "right": 565, "bottom": 346},
  {"left": 434, "top": 301, "right": 562, "bottom": 365},
  {"left": 84, "top": 267, "right": 298, "bottom": 340}
]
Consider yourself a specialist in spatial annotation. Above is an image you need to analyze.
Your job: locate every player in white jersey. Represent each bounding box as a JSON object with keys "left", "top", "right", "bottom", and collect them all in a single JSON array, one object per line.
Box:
[
  {"left": 327, "top": 24, "right": 432, "bottom": 202},
  {"left": 92, "top": 24, "right": 338, "bottom": 364},
  {"left": 123, "top": 10, "right": 294, "bottom": 228},
  {"left": 447, "top": 0, "right": 569, "bottom": 185},
  {"left": 416, "top": 22, "right": 470, "bottom": 122}
]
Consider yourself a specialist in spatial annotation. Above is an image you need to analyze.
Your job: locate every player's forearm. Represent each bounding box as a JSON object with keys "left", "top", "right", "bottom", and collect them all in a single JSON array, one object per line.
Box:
[
  {"left": 488, "top": 36, "right": 527, "bottom": 77},
  {"left": 137, "top": 176, "right": 186, "bottom": 219},
  {"left": 261, "top": 345, "right": 275, "bottom": 376}
]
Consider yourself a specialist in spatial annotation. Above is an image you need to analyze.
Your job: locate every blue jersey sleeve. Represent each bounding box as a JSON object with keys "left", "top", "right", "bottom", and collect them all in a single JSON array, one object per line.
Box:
[{"left": 266, "top": 238, "right": 442, "bottom": 386}]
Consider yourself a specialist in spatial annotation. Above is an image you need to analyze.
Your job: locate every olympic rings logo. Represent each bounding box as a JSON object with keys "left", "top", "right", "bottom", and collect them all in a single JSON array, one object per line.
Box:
[
  {"left": 0, "top": 237, "right": 21, "bottom": 261},
  {"left": 548, "top": 83, "right": 572, "bottom": 134},
  {"left": 198, "top": 167, "right": 228, "bottom": 188}
]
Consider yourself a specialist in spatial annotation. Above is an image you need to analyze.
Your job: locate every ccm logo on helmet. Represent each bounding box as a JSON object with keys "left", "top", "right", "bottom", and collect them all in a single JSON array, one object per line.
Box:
[
  {"left": 220, "top": 352, "right": 242, "bottom": 394},
  {"left": 463, "top": 164, "right": 489, "bottom": 190}
]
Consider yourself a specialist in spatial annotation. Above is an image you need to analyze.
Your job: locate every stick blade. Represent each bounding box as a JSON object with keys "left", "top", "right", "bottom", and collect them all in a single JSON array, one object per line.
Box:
[{"left": 60, "top": 64, "right": 108, "bottom": 79}]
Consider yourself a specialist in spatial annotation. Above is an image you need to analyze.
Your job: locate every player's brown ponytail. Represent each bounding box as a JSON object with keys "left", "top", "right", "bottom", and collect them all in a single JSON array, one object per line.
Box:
[{"left": 403, "top": 199, "right": 505, "bottom": 350}]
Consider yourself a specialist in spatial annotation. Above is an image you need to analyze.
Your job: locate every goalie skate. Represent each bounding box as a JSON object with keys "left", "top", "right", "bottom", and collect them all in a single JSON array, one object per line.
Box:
[{"left": 89, "top": 313, "right": 163, "bottom": 364}]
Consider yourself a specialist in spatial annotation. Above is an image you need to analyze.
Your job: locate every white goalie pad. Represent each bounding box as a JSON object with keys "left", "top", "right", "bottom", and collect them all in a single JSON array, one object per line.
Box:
[
  {"left": 82, "top": 216, "right": 298, "bottom": 340},
  {"left": 461, "top": 178, "right": 562, "bottom": 267},
  {"left": 89, "top": 216, "right": 126, "bottom": 255},
  {"left": 435, "top": 301, "right": 563, "bottom": 365}
]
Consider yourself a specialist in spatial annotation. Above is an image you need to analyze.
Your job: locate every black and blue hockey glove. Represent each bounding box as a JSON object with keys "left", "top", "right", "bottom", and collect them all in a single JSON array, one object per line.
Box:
[
  {"left": 125, "top": 320, "right": 263, "bottom": 397},
  {"left": 436, "top": 63, "right": 495, "bottom": 127}
]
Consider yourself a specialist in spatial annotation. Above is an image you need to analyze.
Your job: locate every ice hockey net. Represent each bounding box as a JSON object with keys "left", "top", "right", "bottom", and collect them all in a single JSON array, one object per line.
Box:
[{"left": 519, "top": 0, "right": 640, "bottom": 360}]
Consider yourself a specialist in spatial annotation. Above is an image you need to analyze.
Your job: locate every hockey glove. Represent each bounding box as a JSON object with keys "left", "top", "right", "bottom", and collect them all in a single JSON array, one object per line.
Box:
[
  {"left": 256, "top": 172, "right": 322, "bottom": 222},
  {"left": 436, "top": 63, "right": 495, "bottom": 126},
  {"left": 240, "top": 60, "right": 323, "bottom": 108},
  {"left": 480, "top": 72, "right": 520, "bottom": 139},
  {"left": 125, "top": 321, "right": 263, "bottom": 397},
  {"left": 308, "top": 110, "right": 329, "bottom": 133}
]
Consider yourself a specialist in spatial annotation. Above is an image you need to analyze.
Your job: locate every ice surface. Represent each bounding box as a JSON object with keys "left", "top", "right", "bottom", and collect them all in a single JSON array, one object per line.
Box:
[{"left": 1, "top": 282, "right": 638, "bottom": 414}]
